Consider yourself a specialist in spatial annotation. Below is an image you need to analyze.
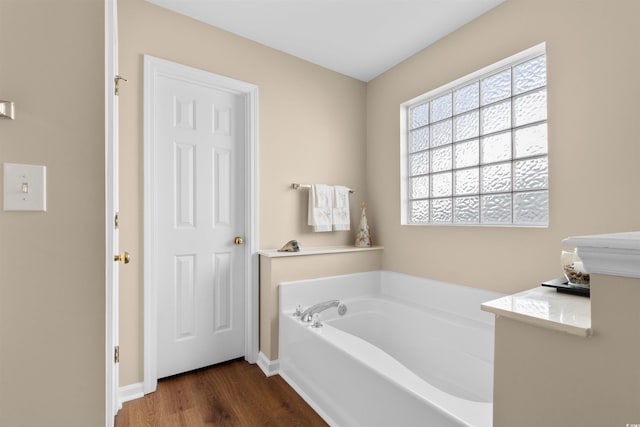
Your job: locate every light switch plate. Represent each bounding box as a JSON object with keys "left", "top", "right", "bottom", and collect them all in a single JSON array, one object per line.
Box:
[{"left": 3, "top": 163, "right": 47, "bottom": 211}]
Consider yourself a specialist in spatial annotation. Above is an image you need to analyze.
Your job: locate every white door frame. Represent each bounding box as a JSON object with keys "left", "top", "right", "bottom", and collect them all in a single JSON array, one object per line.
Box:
[
  {"left": 143, "top": 55, "right": 259, "bottom": 394},
  {"left": 105, "top": 0, "right": 119, "bottom": 424}
]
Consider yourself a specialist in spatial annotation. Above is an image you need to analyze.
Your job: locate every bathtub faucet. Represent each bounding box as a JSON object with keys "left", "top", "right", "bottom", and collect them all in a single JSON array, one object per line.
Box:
[{"left": 300, "top": 300, "right": 347, "bottom": 322}]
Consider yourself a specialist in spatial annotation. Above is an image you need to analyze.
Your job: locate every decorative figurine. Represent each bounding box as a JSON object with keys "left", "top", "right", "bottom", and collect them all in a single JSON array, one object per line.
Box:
[
  {"left": 355, "top": 202, "right": 372, "bottom": 248},
  {"left": 278, "top": 239, "right": 301, "bottom": 252}
]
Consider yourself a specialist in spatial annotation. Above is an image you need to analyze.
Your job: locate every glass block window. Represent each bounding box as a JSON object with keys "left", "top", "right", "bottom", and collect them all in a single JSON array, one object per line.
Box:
[{"left": 401, "top": 44, "right": 548, "bottom": 226}]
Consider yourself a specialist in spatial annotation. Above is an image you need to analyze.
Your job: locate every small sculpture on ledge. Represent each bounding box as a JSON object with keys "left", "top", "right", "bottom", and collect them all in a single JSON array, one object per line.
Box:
[
  {"left": 355, "top": 202, "right": 372, "bottom": 248},
  {"left": 278, "top": 240, "right": 301, "bottom": 252}
]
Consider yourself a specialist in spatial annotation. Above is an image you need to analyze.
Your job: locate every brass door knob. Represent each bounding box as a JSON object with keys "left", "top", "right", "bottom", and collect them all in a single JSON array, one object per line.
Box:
[
  {"left": 234, "top": 236, "right": 244, "bottom": 245},
  {"left": 114, "top": 251, "right": 131, "bottom": 264}
]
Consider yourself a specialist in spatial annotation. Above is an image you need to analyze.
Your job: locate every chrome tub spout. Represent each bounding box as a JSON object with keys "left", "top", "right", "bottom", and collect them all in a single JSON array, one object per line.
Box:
[{"left": 300, "top": 299, "right": 347, "bottom": 322}]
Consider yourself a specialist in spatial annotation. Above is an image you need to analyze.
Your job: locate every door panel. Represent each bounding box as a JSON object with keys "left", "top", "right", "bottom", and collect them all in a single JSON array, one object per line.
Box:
[{"left": 155, "top": 74, "right": 245, "bottom": 379}]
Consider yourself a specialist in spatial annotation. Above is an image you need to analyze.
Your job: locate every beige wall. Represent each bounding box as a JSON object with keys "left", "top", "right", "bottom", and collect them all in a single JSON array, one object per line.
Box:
[
  {"left": 493, "top": 274, "right": 640, "bottom": 426},
  {"left": 118, "top": 0, "right": 367, "bottom": 385},
  {"left": 3, "top": 0, "right": 636, "bottom": 422},
  {"left": 366, "top": 0, "right": 640, "bottom": 294},
  {"left": 0, "top": 1, "right": 105, "bottom": 425},
  {"left": 119, "top": 0, "right": 640, "bottom": 388}
]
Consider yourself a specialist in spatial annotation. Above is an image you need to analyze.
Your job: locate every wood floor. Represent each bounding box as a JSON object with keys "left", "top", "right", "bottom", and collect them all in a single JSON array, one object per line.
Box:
[{"left": 114, "top": 359, "right": 328, "bottom": 427}]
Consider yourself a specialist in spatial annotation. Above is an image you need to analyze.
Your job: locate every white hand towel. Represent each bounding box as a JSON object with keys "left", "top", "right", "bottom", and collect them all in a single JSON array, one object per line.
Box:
[
  {"left": 308, "top": 184, "right": 333, "bottom": 232},
  {"left": 332, "top": 185, "right": 351, "bottom": 231}
]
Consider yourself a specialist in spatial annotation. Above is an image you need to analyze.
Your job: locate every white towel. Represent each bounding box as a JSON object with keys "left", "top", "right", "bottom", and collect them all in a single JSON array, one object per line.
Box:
[
  {"left": 332, "top": 185, "right": 351, "bottom": 231},
  {"left": 308, "top": 184, "right": 333, "bottom": 232}
]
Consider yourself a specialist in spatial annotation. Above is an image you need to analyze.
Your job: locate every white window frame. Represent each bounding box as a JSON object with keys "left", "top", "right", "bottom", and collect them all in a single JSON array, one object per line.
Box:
[{"left": 400, "top": 42, "right": 548, "bottom": 227}]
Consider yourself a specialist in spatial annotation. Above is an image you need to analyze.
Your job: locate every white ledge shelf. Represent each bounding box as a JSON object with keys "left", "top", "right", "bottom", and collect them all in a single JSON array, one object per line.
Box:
[
  {"left": 481, "top": 287, "right": 592, "bottom": 337},
  {"left": 258, "top": 245, "right": 383, "bottom": 258},
  {"left": 563, "top": 231, "right": 640, "bottom": 279}
]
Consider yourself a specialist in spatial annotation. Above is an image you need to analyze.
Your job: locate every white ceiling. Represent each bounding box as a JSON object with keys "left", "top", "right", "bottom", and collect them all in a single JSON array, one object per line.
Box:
[{"left": 146, "top": 0, "right": 505, "bottom": 82}]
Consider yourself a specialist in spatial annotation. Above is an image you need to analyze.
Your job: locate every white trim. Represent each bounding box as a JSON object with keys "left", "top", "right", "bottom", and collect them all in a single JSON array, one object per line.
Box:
[
  {"left": 564, "top": 232, "right": 640, "bottom": 279},
  {"left": 143, "top": 55, "right": 259, "bottom": 394},
  {"left": 143, "top": 55, "right": 158, "bottom": 395},
  {"left": 104, "top": 0, "right": 119, "bottom": 424},
  {"left": 279, "top": 371, "right": 337, "bottom": 426},
  {"left": 244, "top": 76, "right": 260, "bottom": 365},
  {"left": 257, "top": 352, "right": 280, "bottom": 377},
  {"left": 577, "top": 248, "right": 640, "bottom": 279},
  {"left": 258, "top": 245, "right": 383, "bottom": 258},
  {"left": 118, "top": 382, "right": 145, "bottom": 404}
]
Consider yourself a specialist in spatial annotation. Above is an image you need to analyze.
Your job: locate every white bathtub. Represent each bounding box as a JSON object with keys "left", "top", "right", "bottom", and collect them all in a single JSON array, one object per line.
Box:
[{"left": 278, "top": 270, "right": 503, "bottom": 427}]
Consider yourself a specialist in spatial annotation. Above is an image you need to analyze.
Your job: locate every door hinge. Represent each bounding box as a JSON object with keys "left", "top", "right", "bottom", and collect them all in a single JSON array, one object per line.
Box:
[
  {"left": 114, "top": 345, "right": 120, "bottom": 364},
  {"left": 114, "top": 212, "right": 119, "bottom": 229},
  {"left": 114, "top": 75, "right": 128, "bottom": 96}
]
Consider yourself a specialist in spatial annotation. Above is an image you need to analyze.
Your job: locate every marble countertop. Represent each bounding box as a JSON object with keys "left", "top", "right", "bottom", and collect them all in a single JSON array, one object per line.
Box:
[{"left": 481, "top": 286, "right": 592, "bottom": 337}]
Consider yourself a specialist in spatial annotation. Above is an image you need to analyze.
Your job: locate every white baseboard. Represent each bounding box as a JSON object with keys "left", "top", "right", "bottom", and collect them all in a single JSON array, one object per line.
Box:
[
  {"left": 257, "top": 351, "right": 279, "bottom": 377},
  {"left": 119, "top": 382, "right": 145, "bottom": 404},
  {"left": 117, "top": 355, "right": 275, "bottom": 405},
  {"left": 279, "top": 370, "right": 337, "bottom": 426}
]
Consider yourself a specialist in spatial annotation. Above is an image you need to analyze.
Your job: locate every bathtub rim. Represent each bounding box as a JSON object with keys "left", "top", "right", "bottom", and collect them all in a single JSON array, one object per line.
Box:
[{"left": 279, "top": 269, "right": 503, "bottom": 327}]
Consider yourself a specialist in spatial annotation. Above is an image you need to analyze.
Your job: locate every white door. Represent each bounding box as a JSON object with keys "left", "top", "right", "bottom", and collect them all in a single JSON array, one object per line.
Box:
[{"left": 153, "top": 69, "right": 246, "bottom": 379}]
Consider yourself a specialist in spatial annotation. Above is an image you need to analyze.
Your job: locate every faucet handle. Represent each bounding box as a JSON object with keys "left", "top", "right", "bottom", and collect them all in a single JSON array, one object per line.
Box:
[
  {"left": 294, "top": 304, "right": 303, "bottom": 317},
  {"left": 338, "top": 303, "right": 347, "bottom": 316},
  {"left": 311, "top": 313, "right": 323, "bottom": 328}
]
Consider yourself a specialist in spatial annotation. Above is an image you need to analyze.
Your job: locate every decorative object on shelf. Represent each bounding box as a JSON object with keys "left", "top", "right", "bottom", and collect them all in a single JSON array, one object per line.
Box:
[
  {"left": 561, "top": 248, "right": 590, "bottom": 287},
  {"left": 278, "top": 239, "right": 300, "bottom": 252},
  {"left": 355, "top": 202, "right": 372, "bottom": 248}
]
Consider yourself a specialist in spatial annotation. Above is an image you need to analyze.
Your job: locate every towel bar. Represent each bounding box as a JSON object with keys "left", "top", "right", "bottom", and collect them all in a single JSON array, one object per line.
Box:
[{"left": 291, "top": 183, "right": 355, "bottom": 194}]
